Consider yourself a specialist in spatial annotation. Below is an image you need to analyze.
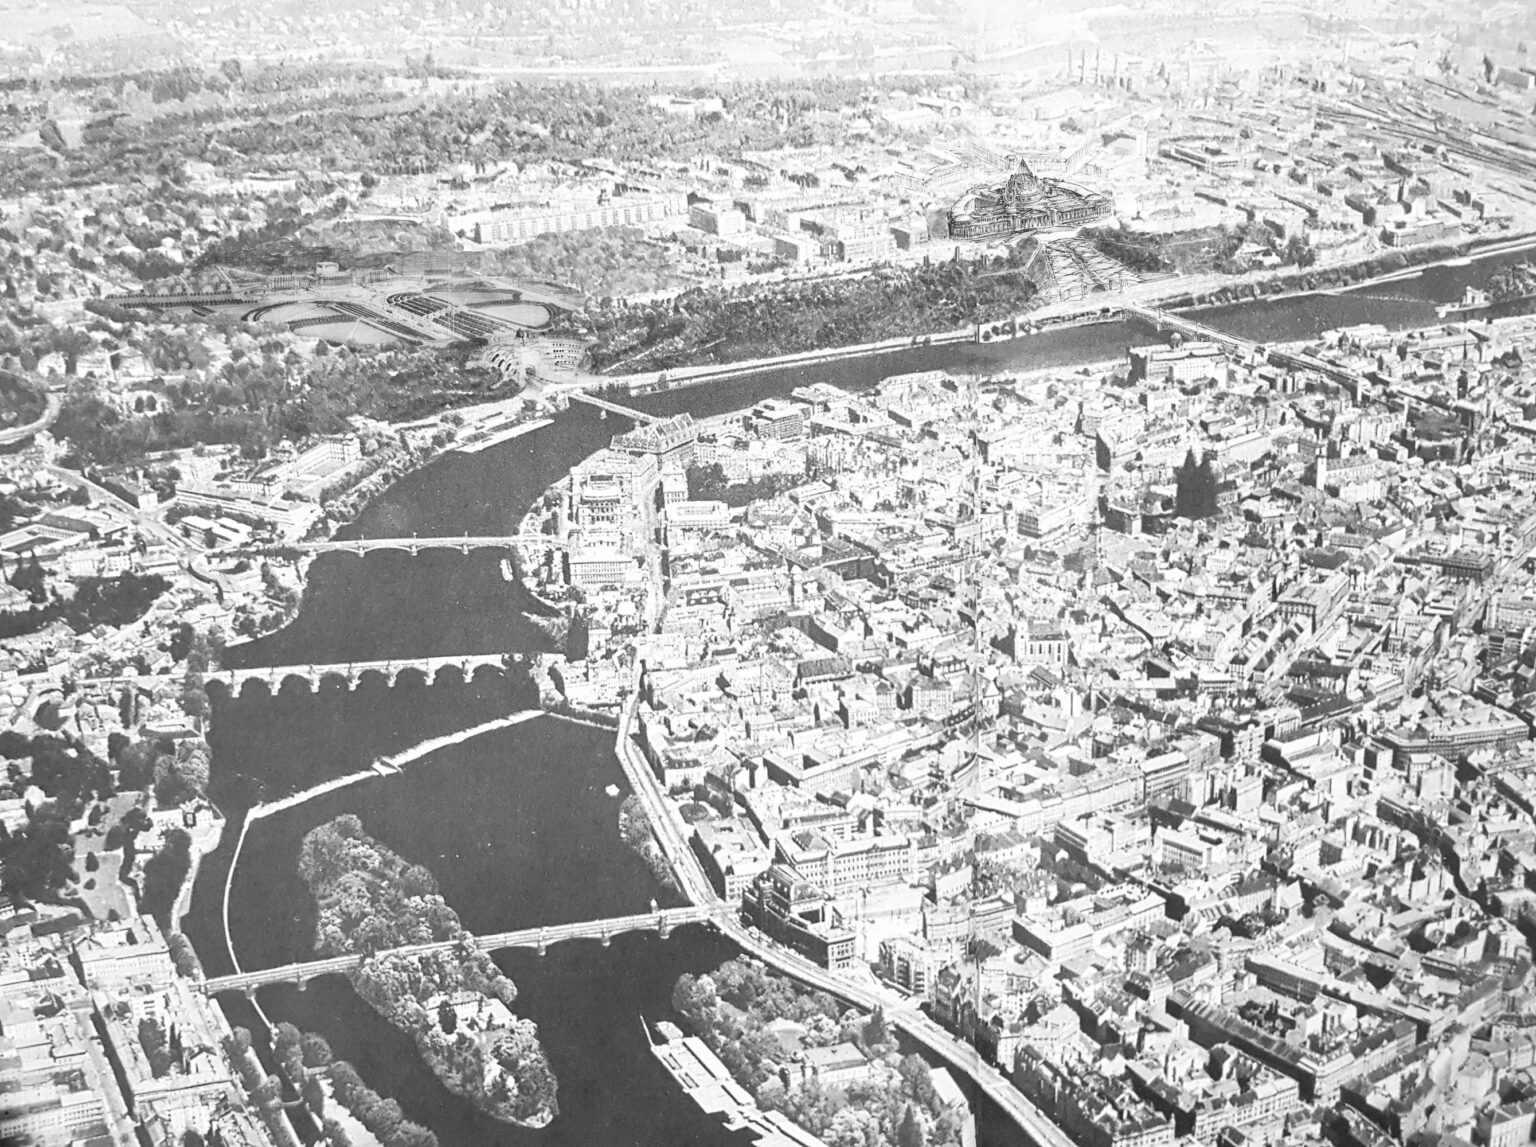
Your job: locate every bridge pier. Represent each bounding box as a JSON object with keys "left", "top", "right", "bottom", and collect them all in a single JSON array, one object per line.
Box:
[
  {"left": 296, "top": 977, "right": 308, "bottom": 993},
  {"left": 601, "top": 929, "right": 612, "bottom": 948},
  {"left": 537, "top": 927, "right": 548, "bottom": 957}
]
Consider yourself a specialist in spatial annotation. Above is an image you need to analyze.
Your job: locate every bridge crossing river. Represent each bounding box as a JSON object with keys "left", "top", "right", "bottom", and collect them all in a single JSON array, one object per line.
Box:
[
  {"left": 1122, "top": 301, "right": 1369, "bottom": 388},
  {"left": 566, "top": 392, "right": 659, "bottom": 422},
  {"left": 233, "top": 533, "right": 567, "bottom": 558},
  {"left": 204, "top": 651, "right": 517, "bottom": 692},
  {"left": 200, "top": 907, "right": 714, "bottom": 995}
]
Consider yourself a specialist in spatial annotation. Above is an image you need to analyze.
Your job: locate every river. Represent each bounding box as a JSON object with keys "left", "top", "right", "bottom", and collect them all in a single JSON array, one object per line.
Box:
[{"left": 181, "top": 246, "right": 1533, "bottom": 1147}]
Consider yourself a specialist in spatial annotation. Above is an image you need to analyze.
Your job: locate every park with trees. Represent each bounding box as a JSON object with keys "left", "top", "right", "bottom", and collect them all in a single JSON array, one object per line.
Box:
[
  {"left": 671, "top": 957, "right": 967, "bottom": 1147},
  {"left": 685, "top": 462, "right": 806, "bottom": 508},
  {"left": 0, "top": 563, "right": 171, "bottom": 642},
  {"left": 264, "top": 1023, "right": 438, "bottom": 1147},
  {"left": 0, "top": 708, "right": 212, "bottom": 915}
]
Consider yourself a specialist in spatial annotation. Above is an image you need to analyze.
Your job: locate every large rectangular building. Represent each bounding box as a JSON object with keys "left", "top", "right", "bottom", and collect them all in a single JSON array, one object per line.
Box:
[
  {"left": 567, "top": 448, "right": 660, "bottom": 552},
  {"left": 460, "top": 192, "right": 688, "bottom": 245},
  {"left": 753, "top": 400, "right": 807, "bottom": 441},
  {"left": 744, "top": 865, "right": 857, "bottom": 969},
  {"left": 1128, "top": 342, "right": 1229, "bottom": 385},
  {"left": 612, "top": 413, "right": 699, "bottom": 470},
  {"left": 775, "top": 829, "right": 916, "bottom": 895}
]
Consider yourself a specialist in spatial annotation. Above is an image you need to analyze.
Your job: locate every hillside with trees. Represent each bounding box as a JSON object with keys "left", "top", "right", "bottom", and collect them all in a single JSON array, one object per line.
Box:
[
  {"left": 52, "top": 335, "right": 499, "bottom": 467},
  {"left": 0, "top": 369, "right": 46, "bottom": 430},
  {"left": 479, "top": 227, "right": 685, "bottom": 300},
  {"left": 585, "top": 252, "right": 1042, "bottom": 373},
  {"left": 0, "top": 73, "right": 902, "bottom": 199},
  {"left": 1084, "top": 223, "right": 1311, "bottom": 276},
  {"left": 299, "top": 815, "right": 558, "bottom": 1128},
  {"left": 0, "top": 570, "right": 171, "bottom": 642}
]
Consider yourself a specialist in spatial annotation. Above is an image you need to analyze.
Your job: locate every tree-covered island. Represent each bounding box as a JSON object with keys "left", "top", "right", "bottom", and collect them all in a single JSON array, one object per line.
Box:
[{"left": 298, "top": 815, "right": 558, "bottom": 1128}]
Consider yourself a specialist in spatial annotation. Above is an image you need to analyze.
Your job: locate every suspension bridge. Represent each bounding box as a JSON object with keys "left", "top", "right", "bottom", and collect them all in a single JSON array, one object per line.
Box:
[{"left": 567, "top": 392, "right": 660, "bottom": 422}]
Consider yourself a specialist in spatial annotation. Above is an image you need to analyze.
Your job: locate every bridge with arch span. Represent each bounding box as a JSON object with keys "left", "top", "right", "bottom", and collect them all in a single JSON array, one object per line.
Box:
[
  {"left": 238, "top": 534, "right": 569, "bottom": 559},
  {"left": 198, "top": 907, "right": 715, "bottom": 997},
  {"left": 202, "top": 652, "right": 524, "bottom": 694}
]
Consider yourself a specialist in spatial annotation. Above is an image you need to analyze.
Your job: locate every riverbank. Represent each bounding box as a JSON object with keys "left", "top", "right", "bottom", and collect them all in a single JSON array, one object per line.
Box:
[
  {"left": 619, "top": 793, "right": 681, "bottom": 895},
  {"left": 615, "top": 323, "right": 976, "bottom": 394},
  {"left": 170, "top": 809, "right": 226, "bottom": 936},
  {"left": 595, "top": 231, "right": 1536, "bottom": 394},
  {"left": 1182, "top": 230, "right": 1536, "bottom": 311},
  {"left": 306, "top": 440, "right": 445, "bottom": 542},
  {"left": 220, "top": 555, "right": 314, "bottom": 653},
  {"left": 455, "top": 417, "right": 555, "bottom": 455}
]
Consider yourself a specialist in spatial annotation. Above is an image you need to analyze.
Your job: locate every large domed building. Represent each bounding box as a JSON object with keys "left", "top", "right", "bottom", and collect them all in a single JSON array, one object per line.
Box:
[{"left": 947, "top": 160, "right": 1113, "bottom": 241}]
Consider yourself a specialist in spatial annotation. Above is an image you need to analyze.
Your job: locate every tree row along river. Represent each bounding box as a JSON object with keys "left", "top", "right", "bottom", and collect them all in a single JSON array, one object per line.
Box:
[{"left": 180, "top": 252, "right": 1527, "bottom": 1146}]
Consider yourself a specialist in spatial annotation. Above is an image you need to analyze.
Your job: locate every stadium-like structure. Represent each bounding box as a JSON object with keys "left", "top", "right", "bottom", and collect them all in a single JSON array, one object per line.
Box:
[
  {"left": 947, "top": 161, "right": 1113, "bottom": 241},
  {"left": 107, "top": 260, "right": 589, "bottom": 384}
]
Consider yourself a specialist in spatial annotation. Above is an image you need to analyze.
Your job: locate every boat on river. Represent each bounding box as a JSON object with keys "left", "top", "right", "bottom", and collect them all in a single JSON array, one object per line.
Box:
[
  {"left": 1438, "top": 286, "right": 1492, "bottom": 318},
  {"left": 1436, "top": 266, "right": 1536, "bottom": 319}
]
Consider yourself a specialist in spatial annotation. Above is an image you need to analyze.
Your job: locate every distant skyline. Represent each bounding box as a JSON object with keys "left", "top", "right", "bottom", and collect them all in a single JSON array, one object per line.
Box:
[{"left": 4, "top": 0, "right": 1531, "bottom": 79}]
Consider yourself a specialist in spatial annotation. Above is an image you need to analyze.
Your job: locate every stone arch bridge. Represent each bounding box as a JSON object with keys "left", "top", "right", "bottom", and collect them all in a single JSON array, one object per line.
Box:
[{"left": 202, "top": 652, "right": 523, "bottom": 695}]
